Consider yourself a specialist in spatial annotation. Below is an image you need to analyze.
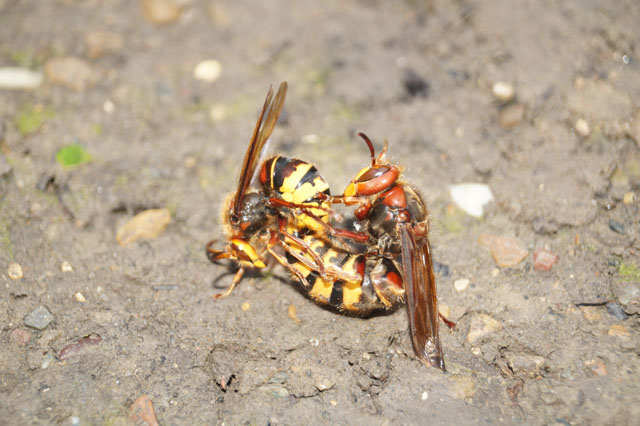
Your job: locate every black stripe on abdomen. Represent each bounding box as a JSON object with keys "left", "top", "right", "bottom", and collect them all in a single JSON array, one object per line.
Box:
[
  {"left": 272, "top": 156, "right": 298, "bottom": 190},
  {"left": 295, "top": 164, "right": 320, "bottom": 188},
  {"left": 329, "top": 280, "right": 344, "bottom": 307}
]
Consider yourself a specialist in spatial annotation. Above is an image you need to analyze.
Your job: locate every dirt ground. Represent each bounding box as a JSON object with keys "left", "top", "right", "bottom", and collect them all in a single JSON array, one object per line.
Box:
[{"left": 1, "top": 0, "right": 639, "bottom": 424}]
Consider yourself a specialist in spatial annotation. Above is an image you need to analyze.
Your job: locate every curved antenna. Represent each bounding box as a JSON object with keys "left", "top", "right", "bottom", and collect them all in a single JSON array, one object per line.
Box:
[{"left": 357, "top": 132, "right": 376, "bottom": 168}]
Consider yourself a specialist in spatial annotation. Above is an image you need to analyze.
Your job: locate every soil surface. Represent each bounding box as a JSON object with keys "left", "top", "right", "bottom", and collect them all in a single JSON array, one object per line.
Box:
[{"left": 1, "top": 0, "right": 640, "bottom": 424}]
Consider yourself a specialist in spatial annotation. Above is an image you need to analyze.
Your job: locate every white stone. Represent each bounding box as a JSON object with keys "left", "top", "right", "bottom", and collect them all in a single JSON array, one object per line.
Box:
[
  {"left": 575, "top": 118, "right": 590, "bottom": 137},
  {"left": 8, "top": 262, "right": 24, "bottom": 279},
  {"left": 454, "top": 278, "right": 469, "bottom": 292},
  {"left": 103, "top": 100, "right": 115, "bottom": 114},
  {"left": 0, "top": 67, "right": 43, "bottom": 90},
  {"left": 449, "top": 183, "right": 494, "bottom": 217},
  {"left": 193, "top": 59, "right": 222, "bottom": 83},
  {"left": 492, "top": 81, "right": 515, "bottom": 103},
  {"left": 61, "top": 261, "right": 73, "bottom": 273}
]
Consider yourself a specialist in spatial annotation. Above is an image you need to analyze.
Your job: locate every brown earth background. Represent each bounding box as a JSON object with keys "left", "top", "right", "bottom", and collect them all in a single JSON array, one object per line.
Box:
[{"left": 1, "top": 0, "right": 640, "bottom": 424}]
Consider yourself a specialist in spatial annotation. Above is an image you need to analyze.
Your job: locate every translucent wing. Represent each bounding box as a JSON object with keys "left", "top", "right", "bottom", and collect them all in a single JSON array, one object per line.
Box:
[
  {"left": 233, "top": 82, "right": 288, "bottom": 217},
  {"left": 399, "top": 224, "right": 445, "bottom": 370}
]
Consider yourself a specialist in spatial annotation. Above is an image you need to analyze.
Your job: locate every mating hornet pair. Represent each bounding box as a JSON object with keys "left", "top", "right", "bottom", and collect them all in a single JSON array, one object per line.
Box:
[{"left": 207, "top": 82, "right": 450, "bottom": 370}]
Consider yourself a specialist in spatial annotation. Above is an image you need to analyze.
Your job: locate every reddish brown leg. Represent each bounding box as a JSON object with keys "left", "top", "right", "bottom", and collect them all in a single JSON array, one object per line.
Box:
[
  {"left": 206, "top": 240, "right": 232, "bottom": 262},
  {"left": 439, "top": 313, "right": 456, "bottom": 329},
  {"left": 278, "top": 231, "right": 327, "bottom": 276},
  {"left": 268, "top": 197, "right": 330, "bottom": 213},
  {"left": 268, "top": 197, "right": 370, "bottom": 243},
  {"left": 302, "top": 210, "right": 370, "bottom": 243},
  {"left": 266, "top": 245, "right": 311, "bottom": 288},
  {"left": 213, "top": 267, "right": 245, "bottom": 300}
]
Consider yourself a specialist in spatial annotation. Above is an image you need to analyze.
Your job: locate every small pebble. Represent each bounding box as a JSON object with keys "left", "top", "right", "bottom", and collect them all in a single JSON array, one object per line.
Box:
[
  {"left": 74, "top": 292, "right": 86, "bottom": 303},
  {"left": 622, "top": 192, "right": 635, "bottom": 205},
  {"left": 478, "top": 234, "right": 528, "bottom": 268},
  {"left": 330, "top": 400, "right": 337, "bottom": 406},
  {"left": 606, "top": 302, "right": 628, "bottom": 320},
  {"left": 492, "top": 81, "right": 515, "bottom": 103},
  {"left": 449, "top": 183, "right": 494, "bottom": 218},
  {"left": 421, "top": 391, "right": 429, "bottom": 401},
  {"left": 499, "top": 103, "right": 525, "bottom": 128},
  {"left": 8, "top": 262, "right": 24, "bottom": 279},
  {"left": 24, "top": 306, "right": 54, "bottom": 331},
  {"left": 491, "top": 268, "right": 500, "bottom": 277},
  {"left": 103, "top": 100, "right": 115, "bottom": 114},
  {"left": 44, "top": 57, "right": 95, "bottom": 92},
  {"left": 533, "top": 249, "right": 558, "bottom": 271},
  {"left": 402, "top": 68, "right": 429, "bottom": 98},
  {"left": 9, "top": 329, "right": 32, "bottom": 346},
  {"left": 194, "top": 60, "right": 222, "bottom": 83},
  {"left": 467, "top": 313, "right": 502, "bottom": 344},
  {"left": 241, "top": 301, "right": 250, "bottom": 312},
  {"left": 61, "top": 260, "right": 73, "bottom": 273},
  {"left": 116, "top": 208, "right": 171, "bottom": 246},
  {"left": 288, "top": 304, "right": 299, "bottom": 323},
  {"left": 433, "top": 260, "right": 450, "bottom": 277},
  {"left": 503, "top": 351, "right": 546, "bottom": 377},
  {"left": 607, "top": 324, "right": 630, "bottom": 338},
  {"left": 438, "top": 303, "right": 451, "bottom": 319},
  {"left": 575, "top": 118, "right": 590, "bottom": 137},
  {"left": 585, "top": 358, "right": 607, "bottom": 377},
  {"left": 41, "top": 353, "right": 54, "bottom": 369},
  {"left": 269, "top": 371, "right": 288, "bottom": 384},
  {"left": 454, "top": 278, "right": 469, "bottom": 292},
  {"left": 580, "top": 306, "right": 602, "bottom": 323},
  {"left": 316, "top": 378, "right": 334, "bottom": 391},
  {"left": 59, "top": 334, "right": 102, "bottom": 360},
  {"left": 608, "top": 219, "right": 625, "bottom": 234},
  {"left": 84, "top": 30, "right": 124, "bottom": 58},
  {"left": 0, "top": 67, "right": 43, "bottom": 90},
  {"left": 129, "top": 395, "right": 159, "bottom": 426},
  {"left": 140, "top": 0, "right": 182, "bottom": 25},
  {"left": 616, "top": 283, "right": 639, "bottom": 311}
]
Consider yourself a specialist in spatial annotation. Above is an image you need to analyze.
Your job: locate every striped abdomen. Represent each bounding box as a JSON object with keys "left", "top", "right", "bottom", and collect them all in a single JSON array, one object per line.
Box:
[
  {"left": 259, "top": 156, "right": 331, "bottom": 231},
  {"left": 283, "top": 227, "right": 405, "bottom": 314}
]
